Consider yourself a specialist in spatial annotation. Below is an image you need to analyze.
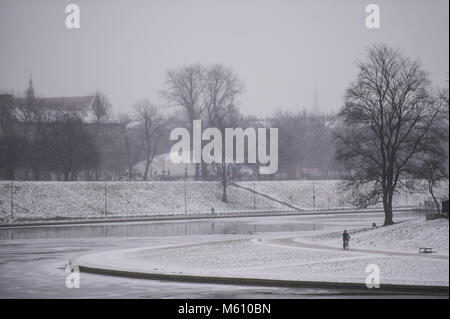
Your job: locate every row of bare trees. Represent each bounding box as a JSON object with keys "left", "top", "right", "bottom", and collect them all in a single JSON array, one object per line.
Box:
[
  {"left": 0, "top": 87, "right": 170, "bottom": 181},
  {"left": 0, "top": 95, "right": 23, "bottom": 180},
  {"left": 0, "top": 104, "right": 99, "bottom": 181},
  {"left": 271, "top": 111, "right": 343, "bottom": 178},
  {"left": 117, "top": 100, "right": 166, "bottom": 180},
  {"left": 1, "top": 49, "right": 447, "bottom": 214}
]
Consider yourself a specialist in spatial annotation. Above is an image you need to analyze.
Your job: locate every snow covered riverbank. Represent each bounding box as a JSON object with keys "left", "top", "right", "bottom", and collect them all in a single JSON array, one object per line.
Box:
[
  {"left": 0, "top": 181, "right": 285, "bottom": 221},
  {"left": 2, "top": 180, "right": 445, "bottom": 222},
  {"left": 237, "top": 180, "right": 448, "bottom": 210},
  {"left": 74, "top": 214, "right": 449, "bottom": 287}
]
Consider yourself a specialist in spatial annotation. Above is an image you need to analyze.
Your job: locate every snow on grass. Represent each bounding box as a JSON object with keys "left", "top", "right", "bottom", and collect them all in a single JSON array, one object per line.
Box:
[
  {"left": 238, "top": 180, "right": 448, "bottom": 210},
  {"left": 1, "top": 180, "right": 447, "bottom": 221},
  {"left": 354, "top": 219, "right": 449, "bottom": 256},
  {"left": 237, "top": 255, "right": 449, "bottom": 286},
  {"left": 75, "top": 234, "right": 449, "bottom": 286},
  {"left": 302, "top": 218, "right": 449, "bottom": 256},
  {"left": 73, "top": 214, "right": 449, "bottom": 287},
  {"left": 0, "top": 181, "right": 286, "bottom": 221}
]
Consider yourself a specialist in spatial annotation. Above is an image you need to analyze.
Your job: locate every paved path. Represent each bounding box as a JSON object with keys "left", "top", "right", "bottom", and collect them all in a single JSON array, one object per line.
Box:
[
  {"left": 73, "top": 237, "right": 449, "bottom": 296},
  {"left": 229, "top": 182, "right": 303, "bottom": 211},
  {"left": 262, "top": 237, "right": 449, "bottom": 260}
]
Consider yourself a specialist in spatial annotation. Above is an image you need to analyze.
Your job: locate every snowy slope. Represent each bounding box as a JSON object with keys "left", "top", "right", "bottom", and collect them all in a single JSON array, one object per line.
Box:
[
  {"left": 1, "top": 180, "right": 447, "bottom": 221},
  {"left": 301, "top": 218, "right": 449, "bottom": 256},
  {"left": 0, "top": 181, "right": 286, "bottom": 220},
  {"left": 238, "top": 180, "right": 448, "bottom": 210}
]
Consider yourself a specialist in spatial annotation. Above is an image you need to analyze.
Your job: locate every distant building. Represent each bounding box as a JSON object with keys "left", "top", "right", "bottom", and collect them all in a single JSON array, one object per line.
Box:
[
  {"left": 134, "top": 152, "right": 196, "bottom": 180},
  {"left": 13, "top": 75, "right": 102, "bottom": 122}
]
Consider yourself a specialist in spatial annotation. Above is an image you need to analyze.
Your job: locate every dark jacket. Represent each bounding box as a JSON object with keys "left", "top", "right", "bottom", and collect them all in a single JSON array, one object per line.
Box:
[{"left": 343, "top": 232, "right": 350, "bottom": 241}]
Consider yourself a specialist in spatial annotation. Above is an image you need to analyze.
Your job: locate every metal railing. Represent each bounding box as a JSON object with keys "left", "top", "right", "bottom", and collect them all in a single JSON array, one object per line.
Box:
[{"left": 0, "top": 180, "right": 435, "bottom": 224}]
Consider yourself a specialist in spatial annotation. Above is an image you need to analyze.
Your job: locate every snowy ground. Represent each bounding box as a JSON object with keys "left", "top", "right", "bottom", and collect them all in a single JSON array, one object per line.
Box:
[
  {"left": 0, "top": 181, "right": 286, "bottom": 221},
  {"left": 237, "top": 180, "right": 449, "bottom": 210},
  {"left": 2, "top": 180, "right": 445, "bottom": 221},
  {"left": 301, "top": 218, "right": 449, "bottom": 256},
  {"left": 74, "top": 214, "right": 449, "bottom": 287}
]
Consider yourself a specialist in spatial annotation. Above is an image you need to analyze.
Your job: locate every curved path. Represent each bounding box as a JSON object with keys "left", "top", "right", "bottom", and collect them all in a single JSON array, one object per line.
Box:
[
  {"left": 74, "top": 236, "right": 449, "bottom": 296},
  {"left": 260, "top": 237, "right": 449, "bottom": 260},
  {"left": 1, "top": 213, "right": 447, "bottom": 298}
]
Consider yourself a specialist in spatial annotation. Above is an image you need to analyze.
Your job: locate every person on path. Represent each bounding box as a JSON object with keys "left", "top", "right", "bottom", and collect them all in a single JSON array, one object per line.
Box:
[{"left": 343, "top": 230, "right": 351, "bottom": 250}]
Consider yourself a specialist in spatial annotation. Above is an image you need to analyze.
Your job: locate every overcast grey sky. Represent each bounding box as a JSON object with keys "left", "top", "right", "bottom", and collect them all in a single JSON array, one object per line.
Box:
[{"left": 0, "top": 0, "right": 448, "bottom": 117}]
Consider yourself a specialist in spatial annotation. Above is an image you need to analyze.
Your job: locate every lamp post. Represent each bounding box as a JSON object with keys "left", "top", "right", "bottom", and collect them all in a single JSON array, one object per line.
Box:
[
  {"left": 104, "top": 178, "right": 107, "bottom": 217},
  {"left": 10, "top": 180, "right": 13, "bottom": 221},
  {"left": 184, "top": 163, "right": 187, "bottom": 214},
  {"left": 312, "top": 180, "right": 316, "bottom": 211},
  {"left": 253, "top": 181, "right": 256, "bottom": 210}
]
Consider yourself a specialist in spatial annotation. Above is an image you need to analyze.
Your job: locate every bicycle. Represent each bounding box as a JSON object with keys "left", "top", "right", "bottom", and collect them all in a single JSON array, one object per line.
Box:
[{"left": 343, "top": 239, "right": 350, "bottom": 250}]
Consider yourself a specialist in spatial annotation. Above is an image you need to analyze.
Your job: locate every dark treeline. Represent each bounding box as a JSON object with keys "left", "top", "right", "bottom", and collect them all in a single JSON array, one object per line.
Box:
[
  {"left": 0, "top": 94, "right": 101, "bottom": 181},
  {"left": 271, "top": 111, "right": 343, "bottom": 179},
  {"left": 0, "top": 88, "right": 341, "bottom": 184},
  {"left": 0, "top": 92, "right": 171, "bottom": 181}
]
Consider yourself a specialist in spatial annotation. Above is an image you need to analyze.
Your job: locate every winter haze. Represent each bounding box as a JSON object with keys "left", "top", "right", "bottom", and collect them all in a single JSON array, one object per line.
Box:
[{"left": 0, "top": 0, "right": 448, "bottom": 116}]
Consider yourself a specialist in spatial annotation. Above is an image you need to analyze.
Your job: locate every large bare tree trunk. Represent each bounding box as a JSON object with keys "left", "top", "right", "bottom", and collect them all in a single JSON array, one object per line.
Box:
[
  {"left": 382, "top": 185, "right": 394, "bottom": 225},
  {"left": 429, "top": 183, "right": 441, "bottom": 215},
  {"left": 383, "top": 200, "right": 394, "bottom": 225}
]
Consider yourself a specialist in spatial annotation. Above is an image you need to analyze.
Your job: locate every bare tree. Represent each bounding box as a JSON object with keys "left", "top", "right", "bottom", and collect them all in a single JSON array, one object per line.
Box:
[
  {"left": 91, "top": 91, "right": 112, "bottom": 126},
  {"left": 161, "top": 65, "right": 205, "bottom": 179},
  {"left": 203, "top": 65, "right": 244, "bottom": 202},
  {"left": 118, "top": 114, "right": 142, "bottom": 180},
  {"left": 22, "top": 102, "right": 53, "bottom": 180},
  {"left": 133, "top": 100, "right": 165, "bottom": 180},
  {"left": 90, "top": 91, "right": 112, "bottom": 180},
  {"left": 0, "top": 94, "right": 22, "bottom": 180},
  {"left": 12, "top": 93, "right": 42, "bottom": 179},
  {"left": 335, "top": 45, "right": 444, "bottom": 225},
  {"left": 0, "top": 94, "right": 15, "bottom": 139},
  {"left": 216, "top": 107, "right": 242, "bottom": 203},
  {"left": 47, "top": 112, "right": 99, "bottom": 181},
  {"left": 411, "top": 89, "right": 449, "bottom": 214},
  {"left": 415, "top": 151, "right": 448, "bottom": 215}
]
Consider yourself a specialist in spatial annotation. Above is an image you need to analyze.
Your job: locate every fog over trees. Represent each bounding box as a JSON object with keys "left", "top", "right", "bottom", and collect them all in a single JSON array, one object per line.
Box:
[{"left": 0, "top": 47, "right": 448, "bottom": 211}]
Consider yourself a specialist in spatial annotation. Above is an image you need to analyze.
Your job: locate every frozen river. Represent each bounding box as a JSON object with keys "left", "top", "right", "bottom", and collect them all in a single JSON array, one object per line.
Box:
[{"left": 0, "top": 212, "right": 443, "bottom": 298}]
